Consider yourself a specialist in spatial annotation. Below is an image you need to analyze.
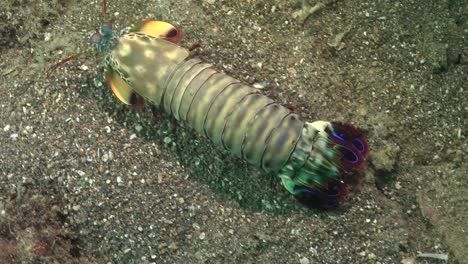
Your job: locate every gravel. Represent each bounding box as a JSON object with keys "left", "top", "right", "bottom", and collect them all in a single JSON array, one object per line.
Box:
[{"left": 0, "top": 0, "right": 466, "bottom": 263}]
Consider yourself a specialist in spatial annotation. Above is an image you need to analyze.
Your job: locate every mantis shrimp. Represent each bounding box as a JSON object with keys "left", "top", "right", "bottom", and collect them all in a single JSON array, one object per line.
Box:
[{"left": 47, "top": 0, "right": 369, "bottom": 209}]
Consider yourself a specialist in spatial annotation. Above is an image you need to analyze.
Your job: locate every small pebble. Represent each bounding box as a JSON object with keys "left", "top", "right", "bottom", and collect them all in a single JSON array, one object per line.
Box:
[
  {"left": 395, "top": 181, "right": 402, "bottom": 189},
  {"left": 168, "top": 243, "right": 178, "bottom": 249},
  {"left": 135, "top": 124, "right": 143, "bottom": 132},
  {"left": 299, "top": 257, "right": 310, "bottom": 264},
  {"left": 199, "top": 232, "right": 205, "bottom": 240},
  {"left": 309, "top": 247, "right": 318, "bottom": 255},
  {"left": 44, "top": 32, "right": 52, "bottom": 41}
]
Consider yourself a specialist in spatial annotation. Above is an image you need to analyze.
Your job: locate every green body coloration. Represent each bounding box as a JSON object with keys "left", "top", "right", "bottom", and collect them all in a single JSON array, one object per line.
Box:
[{"left": 105, "top": 31, "right": 365, "bottom": 209}]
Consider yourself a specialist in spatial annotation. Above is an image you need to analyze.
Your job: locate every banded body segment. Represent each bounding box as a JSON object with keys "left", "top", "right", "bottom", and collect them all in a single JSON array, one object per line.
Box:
[
  {"left": 261, "top": 113, "right": 303, "bottom": 172},
  {"left": 177, "top": 68, "right": 218, "bottom": 121},
  {"left": 186, "top": 73, "right": 240, "bottom": 134},
  {"left": 171, "top": 62, "right": 213, "bottom": 120},
  {"left": 221, "top": 94, "right": 274, "bottom": 157},
  {"left": 278, "top": 122, "right": 321, "bottom": 192},
  {"left": 203, "top": 84, "right": 256, "bottom": 147},
  {"left": 299, "top": 135, "right": 340, "bottom": 187},
  {"left": 241, "top": 103, "right": 291, "bottom": 167},
  {"left": 147, "top": 54, "right": 301, "bottom": 171},
  {"left": 163, "top": 58, "right": 202, "bottom": 115}
]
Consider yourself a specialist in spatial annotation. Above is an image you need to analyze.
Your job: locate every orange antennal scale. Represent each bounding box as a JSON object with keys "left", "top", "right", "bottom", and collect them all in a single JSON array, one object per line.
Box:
[{"left": 133, "top": 20, "right": 184, "bottom": 44}]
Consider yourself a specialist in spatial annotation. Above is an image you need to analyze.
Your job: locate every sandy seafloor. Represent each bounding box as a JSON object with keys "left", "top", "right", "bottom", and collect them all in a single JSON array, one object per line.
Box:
[{"left": 0, "top": 0, "right": 466, "bottom": 263}]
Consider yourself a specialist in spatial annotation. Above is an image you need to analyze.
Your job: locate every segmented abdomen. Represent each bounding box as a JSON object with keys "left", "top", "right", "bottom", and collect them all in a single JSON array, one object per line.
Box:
[
  {"left": 162, "top": 58, "right": 304, "bottom": 173},
  {"left": 110, "top": 35, "right": 369, "bottom": 209}
]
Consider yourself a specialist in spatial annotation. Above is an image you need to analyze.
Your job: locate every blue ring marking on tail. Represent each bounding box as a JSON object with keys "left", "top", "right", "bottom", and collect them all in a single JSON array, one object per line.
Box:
[
  {"left": 295, "top": 187, "right": 341, "bottom": 209},
  {"left": 300, "top": 188, "right": 317, "bottom": 196},
  {"left": 352, "top": 138, "right": 365, "bottom": 153},
  {"left": 331, "top": 131, "right": 347, "bottom": 143},
  {"left": 301, "top": 187, "right": 340, "bottom": 198},
  {"left": 320, "top": 201, "right": 338, "bottom": 208},
  {"left": 341, "top": 146, "right": 359, "bottom": 164}
]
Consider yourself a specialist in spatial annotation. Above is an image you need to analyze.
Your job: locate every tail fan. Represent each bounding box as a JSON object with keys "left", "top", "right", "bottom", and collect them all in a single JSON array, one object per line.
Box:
[{"left": 286, "top": 121, "right": 369, "bottom": 210}]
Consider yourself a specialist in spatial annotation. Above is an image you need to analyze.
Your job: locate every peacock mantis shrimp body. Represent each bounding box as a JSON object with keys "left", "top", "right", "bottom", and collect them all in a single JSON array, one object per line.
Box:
[{"left": 48, "top": 3, "right": 369, "bottom": 209}]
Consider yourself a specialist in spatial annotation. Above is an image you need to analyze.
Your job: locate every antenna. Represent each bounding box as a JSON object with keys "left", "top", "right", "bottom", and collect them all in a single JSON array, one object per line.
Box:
[{"left": 43, "top": 0, "right": 110, "bottom": 78}]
